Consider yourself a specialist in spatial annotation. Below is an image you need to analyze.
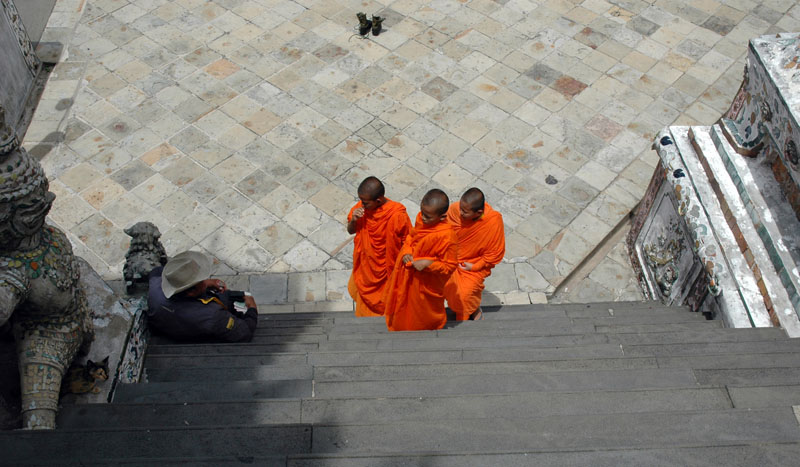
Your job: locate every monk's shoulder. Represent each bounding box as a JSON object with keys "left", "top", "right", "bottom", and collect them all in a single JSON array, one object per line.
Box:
[{"left": 483, "top": 204, "right": 503, "bottom": 224}]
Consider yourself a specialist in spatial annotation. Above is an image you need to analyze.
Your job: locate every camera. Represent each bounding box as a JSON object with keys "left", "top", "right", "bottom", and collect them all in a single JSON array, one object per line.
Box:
[{"left": 228, "top": 290, "right": 245, "bottom": 302}]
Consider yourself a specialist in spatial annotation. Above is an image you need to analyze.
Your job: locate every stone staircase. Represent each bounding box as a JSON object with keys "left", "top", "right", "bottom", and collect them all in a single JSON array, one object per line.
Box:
[{"left": 2, "top": 302, "right": 800, "bottom": 465}]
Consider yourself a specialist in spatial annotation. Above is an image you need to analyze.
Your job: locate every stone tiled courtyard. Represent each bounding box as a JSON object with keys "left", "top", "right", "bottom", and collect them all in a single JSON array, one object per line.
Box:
[{"left": 24, "top": 0, "right": 800, "bottom": 306}]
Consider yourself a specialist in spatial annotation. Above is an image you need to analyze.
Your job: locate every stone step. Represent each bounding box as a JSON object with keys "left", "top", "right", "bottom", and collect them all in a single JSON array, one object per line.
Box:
[
  {"left": 315, "top": 350, "right": 800, "bottom": 382},
  {"left": 321, "top": 313, "right": 709, "bottom": 335},
  {"left": 58, "top": 387, "right": 731, "bottom": 429},
  {"left": 324, "top": 306, "right": 703, "bottom": 324},
  {"left": 145, "top": 337, "right": 800, "bottom": 370},
  {"left": 318, "top": 319, "right": 722, "bottom": 339},
  {"left": 6, "top": 410, "right": 798, "bottom": 463},
  {"left": 711, "top": 123, "right": 800, "bottom": 335},
  {"left": 321, "top": 321, "right": 725, "bottom": 340},
  {"left": 143, "top": 364, "right": 313, "bottom": 383},
  {"left": 145, "top": 357, "right": 660, "bottom": 383},
  {"left": 0, "top": 425, "right": 312, "bottom": 462},
  {"left": 306, "top": 408, "right": 800, "bottom": 453},
  {"left": 284, "top": 444, "right": 800, "bottom": 467},
  {"left": 113, "top": 379, "right": 312, "bottom": 403},
  {"left": 147, "top": 327, "right": 786, "bottom": 355},
  {"left": 147, "top": 342, "right": 321, "bottom": 354},
  {"left": 22, "top": 444, "right": 800, "bottom": 466},
  {"left": 728, "top": 384, "right": 800, "bottom": 408},
  {"left": 311, "top": 367, "right": 699, "bottom": 398},
  {"left": 622, "top": 339, "right": 800, "bottom": 357},
  {"left": 695, "top": 368, "right": 800, "bottom": 387},
  {"left": 671, "top": 126, "right": 773, "bottom": 329},
  {"left": 657, "top": 352, "right": 800, "bottom": 370},
  {"left": 150, "top": 333, "right": 327, "bottom": 346}
]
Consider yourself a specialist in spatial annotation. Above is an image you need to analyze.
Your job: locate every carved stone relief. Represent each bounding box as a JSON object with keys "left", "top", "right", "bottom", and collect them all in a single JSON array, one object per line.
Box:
[{"left": 0, "top": 0, "right": 41, "bottom": 133}]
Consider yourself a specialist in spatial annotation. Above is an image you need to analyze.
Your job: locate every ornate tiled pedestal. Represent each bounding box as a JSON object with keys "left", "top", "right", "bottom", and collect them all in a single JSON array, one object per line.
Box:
[{"left": 629, "top": 34, "right": 800, "bottom": 337}]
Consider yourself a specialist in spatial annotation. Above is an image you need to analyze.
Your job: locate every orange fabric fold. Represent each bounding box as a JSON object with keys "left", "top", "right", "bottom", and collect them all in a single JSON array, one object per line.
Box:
[
  {"left": 383, "top": 213, "right": 458, "bottom": 331},
  {"left": 444, "top": 202, "right": 505, "bottom": 319},
  {"left": 348, "top": 199, "right": 411, "bottom": 317}
]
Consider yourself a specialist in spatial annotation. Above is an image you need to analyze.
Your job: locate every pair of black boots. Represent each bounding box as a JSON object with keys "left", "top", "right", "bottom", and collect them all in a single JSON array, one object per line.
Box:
[{"left": 357, "top": 13, "right": 383, "bottom": 36}]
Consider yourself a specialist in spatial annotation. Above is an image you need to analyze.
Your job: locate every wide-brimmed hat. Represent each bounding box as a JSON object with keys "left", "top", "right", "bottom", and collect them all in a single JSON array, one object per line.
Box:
[{"left": 161, "top": 251, "right": 212, "bottom": 298}]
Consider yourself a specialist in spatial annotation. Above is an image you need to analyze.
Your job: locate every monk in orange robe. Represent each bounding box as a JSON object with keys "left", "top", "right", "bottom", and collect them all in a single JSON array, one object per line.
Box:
[
  {"left": 444, "top": 187, "right": 505, "bottom": 321},
  {"left": 347, "top": 176, "right": 412, "bottom": 317},
  {"left": 383, "top": 189, "right": 458, "bottom": 331}
]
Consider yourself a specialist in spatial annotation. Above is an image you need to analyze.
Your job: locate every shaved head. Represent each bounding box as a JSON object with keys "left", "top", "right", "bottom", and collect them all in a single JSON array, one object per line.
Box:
[
  {"left": 461, "top": 187, "right": 485, "bottom": 212},
  {"left": 357, "top": 176, "right": 385, "bottom": 200},
  {"left": 421, "top": 188, "right": 450, "bottom": 216}
]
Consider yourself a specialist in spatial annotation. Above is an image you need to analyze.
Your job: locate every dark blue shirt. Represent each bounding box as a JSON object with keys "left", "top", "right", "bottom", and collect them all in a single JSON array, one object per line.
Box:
[{"left": 147, "top": 267, "right": 257, "bottom": 342}]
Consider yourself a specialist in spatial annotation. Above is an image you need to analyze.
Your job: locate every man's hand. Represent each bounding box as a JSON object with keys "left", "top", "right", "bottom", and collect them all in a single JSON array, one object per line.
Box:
[
  {"left": 402, "top": 254, "right": 413, "bottom": 264},
  {"left": 347, "top": 207, "right": 365, "bottom": 234},
  {"left": 244, "top": 295, "right": 257, "bottom": 310},
  {"left": 413, "top": 259, "right": 433, "bottom": 271},
  {"left": 209, "top": 279, "right": 227, "bottom": 294},
  {"left": 460, "top": 262, "right": 474, "bottom": 271}
]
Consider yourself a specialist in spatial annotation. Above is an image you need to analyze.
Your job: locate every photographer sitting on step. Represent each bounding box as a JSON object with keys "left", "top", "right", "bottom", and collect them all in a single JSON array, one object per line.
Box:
[{"left": 147, "top": 251, "right": 258, "bottom": 342}]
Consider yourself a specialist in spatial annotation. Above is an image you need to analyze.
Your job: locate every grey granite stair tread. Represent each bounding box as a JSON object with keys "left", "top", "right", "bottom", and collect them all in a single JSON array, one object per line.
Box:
[
  {"left": 313, "top": 358, "right": 661, "bottom": 381},
  {"left": 326, "top": 323, "right": 597, "bottom": 339},
  {"left": 309, "top": 408, "right": 800, "bottom": 453},
  {"left": 149, "top": 333, "right": 327, "bottom": 346},
  {"left": 694, "top": 368, "right": 800, "bottom": 386},
  {"left": 317, "top": 328, "right": 787, "bottom": 351},
  {"left": 32, "top": 444, "right": 800, "bottom": 467},
  {"left": 308, "top": 343, "right": 624, "bottom": 366},
  {"left": 728, "top": 385, "right": 800, "bottom": 408},
  {"left": 144, "top": 365, "right": 313, "bottom": 382},
  {"left": 595, "top": 322, "right": 724, "bottom": 333},
  {"left": 657, "top": 352, "right": 800, "bottom": 369},
  {"left": 253, "top": 326, "right": 327, "bottom": 335},
  {"left": 317, "top": 333, "right": 611, "bottom": 351},
  {"left": 326, "top": 314, "right": 706, "bottom": 334},
  {"left": 312, "top": 368, "right": 698, "bottom": 398},
  {"left": 113, "top": 379, "right": 312, "bottom": 403},
  {"left": 0, "top": 425, "right": 312, "bottom": 461},
  {"left": 147, "top": 342, "right": 320, "bottom": 354},
  {"left": 57, "top": 399, "right": 304, "bottom": 428},
  {"left": 286, "top": 444, "right": 800, "bottom": 467},
  {"left": 623, "top": 339, "right": 800, "bottom": 357},
  {"left": 144, "top": 353, "right": 309, "bottom": 369},
  {"left": 57, "top": 387, "right": 731, "bottom": 429}
]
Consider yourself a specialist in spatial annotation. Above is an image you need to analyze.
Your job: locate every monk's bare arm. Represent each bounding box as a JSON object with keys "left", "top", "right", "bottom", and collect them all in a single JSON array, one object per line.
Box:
[{"left": 347, "top": 207, "right": 365, "bottom": 234}]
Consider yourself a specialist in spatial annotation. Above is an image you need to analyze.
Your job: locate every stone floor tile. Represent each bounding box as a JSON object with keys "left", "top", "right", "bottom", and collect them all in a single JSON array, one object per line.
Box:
[
  {"left": 207, "top": 188, "right": 252, "bottom": 223},
  {"left": 49, "top": 193, "right": 96, "bottom": 230},
  {"left": 575, "top": 160, "right": 617, "bottom": 191},
  {"left": 257, "top": 221, "right": 303, "bottom": 258},
  {"left": 199, "top": 224, "right": 249, "bottom": 259},
  {"left": 515, "top": 262, "right": 550, "bottom": 292},
  {"left": 225, "top": 241, "right": 274, "bottom": 273},
  {"left": 550, "top": 229, "right": 593, "bottom": 266},
  {"left": 284, "top": 240, "right": 330, "bottom": 272},
  {"left": 250, "top": 273, "right": 288, "bottom": 305},
  {"left": 72, "top": 213, "right": 130, "bottom": 264},
  {"left": 308, "top": 219, "right": 352, "bottom": 256},
  {"left": 59, "top": 162, "right": 104, "bottom": 193},
  {"left": 483, "top": 262, "right": 518, "bottom": 293},
  {"left": 154, "top": 156, "right": 204, "bottom": 188},
  {"left": 309, "top": 184, "right": 355, "bottom": 218}
]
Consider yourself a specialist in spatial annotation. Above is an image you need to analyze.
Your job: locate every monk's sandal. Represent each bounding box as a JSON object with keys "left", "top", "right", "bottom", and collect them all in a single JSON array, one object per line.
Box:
[
  {"left": 371, "top": 16, "right": 383, "bottom": 36},
  {"left": 356, "top": 12, "right": 371, "bottom": 35}
]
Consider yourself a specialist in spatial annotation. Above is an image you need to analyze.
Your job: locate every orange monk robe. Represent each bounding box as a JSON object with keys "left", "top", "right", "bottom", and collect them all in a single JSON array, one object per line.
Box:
[
  {"left": 444, "top": 202, "right": 505, "bottom": 320},
  {"left": 347, "top": 199, "right": 412, "bottom": 317},
  {"left": 383, "top": 213, "right": 458, "bottom": 331}
]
